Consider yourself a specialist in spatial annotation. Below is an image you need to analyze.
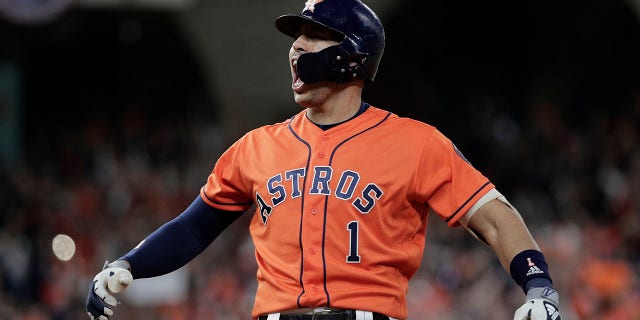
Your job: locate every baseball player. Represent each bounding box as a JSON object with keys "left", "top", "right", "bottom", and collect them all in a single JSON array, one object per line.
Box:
[{"left": 86, "top": 0, "right": 562, "bottom": 319}]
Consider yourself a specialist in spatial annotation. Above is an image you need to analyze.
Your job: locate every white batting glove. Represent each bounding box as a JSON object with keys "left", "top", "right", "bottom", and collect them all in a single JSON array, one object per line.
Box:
[
  {"left": 85, "top": 261, "right": 133, "bottom": 320},
  {"left": 513, "top": 286, "right": 561, "bottom": 320}
]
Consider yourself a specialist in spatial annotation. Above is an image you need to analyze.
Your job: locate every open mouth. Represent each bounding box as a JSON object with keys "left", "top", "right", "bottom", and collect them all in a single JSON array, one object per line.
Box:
[{"left": 292, "top": 58, "right": 305, "bottom": 92}]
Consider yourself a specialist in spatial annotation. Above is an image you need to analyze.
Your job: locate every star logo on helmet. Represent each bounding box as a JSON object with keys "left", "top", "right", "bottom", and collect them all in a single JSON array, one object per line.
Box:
[{"left": 303, "top": 0, "right": 324, "bottom": 13}]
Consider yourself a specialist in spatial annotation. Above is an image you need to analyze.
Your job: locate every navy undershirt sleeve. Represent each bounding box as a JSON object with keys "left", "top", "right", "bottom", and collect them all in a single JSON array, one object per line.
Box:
[{"left": 120, "top": 196, "right": 244, "bottom": 279}]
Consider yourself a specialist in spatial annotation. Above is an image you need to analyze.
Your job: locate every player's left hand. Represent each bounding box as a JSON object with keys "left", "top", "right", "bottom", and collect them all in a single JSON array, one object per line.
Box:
[
  {"left": 85, "top": 261, "right": 132, "bottom": 320},
  {"left": 513, "top": 286, "right": 561, "bottom": 320}
]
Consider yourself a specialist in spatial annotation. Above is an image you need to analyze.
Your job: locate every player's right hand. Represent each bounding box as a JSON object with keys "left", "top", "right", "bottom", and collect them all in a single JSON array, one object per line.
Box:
[{"left": 85, "top": 262, "right": 132, "bottom": 320}]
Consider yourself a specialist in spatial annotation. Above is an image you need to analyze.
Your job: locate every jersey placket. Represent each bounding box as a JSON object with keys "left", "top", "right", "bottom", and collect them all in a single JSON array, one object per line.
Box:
[{"left": 299, "top": 131, "right": 333, "bottom": 307}]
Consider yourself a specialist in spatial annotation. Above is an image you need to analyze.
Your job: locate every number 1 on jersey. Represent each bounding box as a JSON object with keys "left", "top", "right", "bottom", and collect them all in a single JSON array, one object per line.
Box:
[{"left": 346, "top": 221, "right": 361, "bottom": 263}]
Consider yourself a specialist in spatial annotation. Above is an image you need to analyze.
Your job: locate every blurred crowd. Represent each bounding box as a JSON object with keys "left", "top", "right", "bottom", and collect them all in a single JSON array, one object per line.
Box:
[
  {"left": 1, "top": 0, "right": 639, "bottom": 318},
  {"left": 1, "top": 86, "right": 639, "bottom": 320}
]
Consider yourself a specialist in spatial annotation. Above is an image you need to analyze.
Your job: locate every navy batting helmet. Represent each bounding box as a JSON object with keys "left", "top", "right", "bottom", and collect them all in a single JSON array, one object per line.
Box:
[{"left": 275, "top": 0, "right": 385, "bottom": 85}]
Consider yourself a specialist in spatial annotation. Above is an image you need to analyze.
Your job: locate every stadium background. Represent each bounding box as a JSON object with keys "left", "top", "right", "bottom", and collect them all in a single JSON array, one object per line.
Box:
[{"left": 0, "top": 0, "right": 639, "bottom": 319}]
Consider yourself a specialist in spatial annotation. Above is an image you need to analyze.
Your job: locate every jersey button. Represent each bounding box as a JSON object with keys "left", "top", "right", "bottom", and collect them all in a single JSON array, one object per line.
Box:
[
  {"left": 311, "top": 208, "right": 318, "bottom": 215},
  {"left": 310, "top": 248, "right": 317, "bottom": 254},
  {"left": 318, "top": 152, "right": 325, "bottom": 158}
]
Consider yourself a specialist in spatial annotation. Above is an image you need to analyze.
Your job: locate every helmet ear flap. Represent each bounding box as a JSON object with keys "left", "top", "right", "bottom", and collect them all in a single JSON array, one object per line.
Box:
[{"left": 297, "top": 45, "right": 368, "bottom": 83}]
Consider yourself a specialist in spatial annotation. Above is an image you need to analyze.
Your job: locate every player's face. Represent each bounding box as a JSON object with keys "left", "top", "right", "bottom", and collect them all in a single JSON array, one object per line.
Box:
[{"left": 289, "top": 24, "right": 342, "bottom": 108}]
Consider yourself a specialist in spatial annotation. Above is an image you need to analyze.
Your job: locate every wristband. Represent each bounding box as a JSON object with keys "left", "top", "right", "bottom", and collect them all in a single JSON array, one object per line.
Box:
[{"left": 510, "top": 249, "right": 553, "bottom": 293}]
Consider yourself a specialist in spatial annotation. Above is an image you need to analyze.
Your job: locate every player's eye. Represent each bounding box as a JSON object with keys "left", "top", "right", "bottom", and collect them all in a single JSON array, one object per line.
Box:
[{"left": 295, "top": 24, "right": 343, "bottom": 42}]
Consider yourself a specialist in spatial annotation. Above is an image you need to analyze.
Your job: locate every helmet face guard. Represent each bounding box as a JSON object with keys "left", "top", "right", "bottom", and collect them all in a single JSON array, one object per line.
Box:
[
  {"left": 295, "top": 45, "right": 368, "bottom": 83},
  {"left": 275, "top": 0, "right": 385, "bottom": 86}
]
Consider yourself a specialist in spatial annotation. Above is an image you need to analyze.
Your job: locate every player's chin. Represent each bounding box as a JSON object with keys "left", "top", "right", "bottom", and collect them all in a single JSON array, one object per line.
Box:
[
  {"left": 292, "top": 80, "right": 312, "bottom": 102},
  {"left": 293, "top": 90, "right": 321, "bottom": 109},
  {"left": 293, "top": 92, "right": 309, "bottom": 106}
]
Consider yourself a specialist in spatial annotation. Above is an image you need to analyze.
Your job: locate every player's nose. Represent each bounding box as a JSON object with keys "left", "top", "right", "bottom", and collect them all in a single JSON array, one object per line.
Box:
[{"left": 292, "top": 34, "right": 313, "bottom": 53}]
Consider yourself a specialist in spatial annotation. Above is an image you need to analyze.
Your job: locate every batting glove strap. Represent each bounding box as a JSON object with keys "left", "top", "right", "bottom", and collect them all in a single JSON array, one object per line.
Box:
[
  {"left": 527, "top": 286, "right": 559, "bottom": 305},
  {"left": 85, "top": 281, "right": 113, "bottom": 320},
  {"left": 514, "top": 286, "right": 561, "bottom": 320}
]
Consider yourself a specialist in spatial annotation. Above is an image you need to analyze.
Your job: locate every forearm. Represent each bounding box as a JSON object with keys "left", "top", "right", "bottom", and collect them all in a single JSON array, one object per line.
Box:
[
  {"left": 118, "top": 196, "right": 242, "bottom": 279},
  {"left": 468, "top": 198, "right": 557, "bottom": 295},
  {"left": 121, "top": 216, "right": 208, "bottom": 278},
  {"left": 467, "top": 199, "right": 539, "bottom": 273}
]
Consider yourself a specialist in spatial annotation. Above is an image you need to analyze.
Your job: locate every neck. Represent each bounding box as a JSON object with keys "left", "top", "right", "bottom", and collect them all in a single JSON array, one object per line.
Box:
[{"left": 305, "top": 84, "right": 363, "bottom": 125}]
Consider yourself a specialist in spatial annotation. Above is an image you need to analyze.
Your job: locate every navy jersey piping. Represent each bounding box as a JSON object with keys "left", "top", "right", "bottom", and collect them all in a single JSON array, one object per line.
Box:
[
  {"left": 286, "top": 110, "right": 391, "bottom": 307},
  {"left": 321, "top": 111, "right": 392, "bottom": 306},
  {"left": 200, "top": 186, "right": 254, "bottom": 207},
  {"left": 445, "top": 181, "right": 492, "bottom": 223},
  {"left": 287, "top": 120, "right": 313, "bottom": 308}
]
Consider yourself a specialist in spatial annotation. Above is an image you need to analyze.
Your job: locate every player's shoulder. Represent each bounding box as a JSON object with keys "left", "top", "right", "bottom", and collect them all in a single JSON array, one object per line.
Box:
[
  {"left": 251, "top": 117, "right": 292, "bottom": 131},
  {"left": 240, "top": 114, "right": 296, "bottom": 140},
  {"left": 369, "top": 105, "right": 437, "bottom": 134}
]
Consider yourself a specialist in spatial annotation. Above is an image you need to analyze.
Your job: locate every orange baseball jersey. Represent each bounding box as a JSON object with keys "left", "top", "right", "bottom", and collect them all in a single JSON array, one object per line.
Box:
[{"left": 200, "top": 105, "right": 494, "bottom": 319}]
